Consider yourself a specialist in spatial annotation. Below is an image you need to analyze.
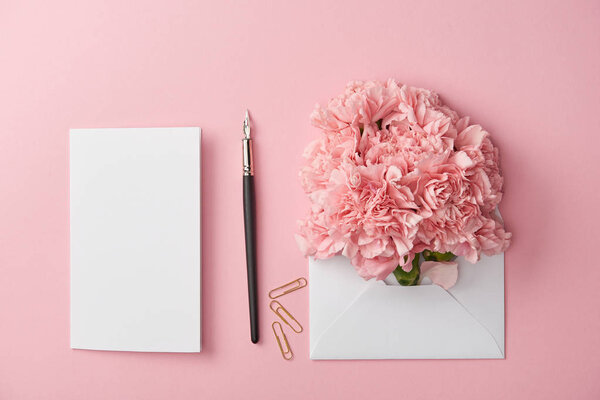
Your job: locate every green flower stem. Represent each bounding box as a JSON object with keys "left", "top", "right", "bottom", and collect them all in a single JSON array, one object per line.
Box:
[{"left": 393, "top": 254, "right": 421, "bottom": 286}]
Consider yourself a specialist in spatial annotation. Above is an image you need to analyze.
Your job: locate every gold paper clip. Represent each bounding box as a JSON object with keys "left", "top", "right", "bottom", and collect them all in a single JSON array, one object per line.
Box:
[
  {"left": 272, "top": 322, "right": 293, "bottom": 360},
  {"left": 268, "top": 277, "right": 307, "bottom": 299},
  {"left": 269, "top": 300, "right": 303, "bottom": 333}
]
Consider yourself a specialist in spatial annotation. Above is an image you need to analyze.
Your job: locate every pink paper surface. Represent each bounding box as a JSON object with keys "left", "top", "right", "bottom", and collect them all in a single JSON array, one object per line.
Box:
[{"left": 1, "top": 1, "right": 599, "bottom": 399}]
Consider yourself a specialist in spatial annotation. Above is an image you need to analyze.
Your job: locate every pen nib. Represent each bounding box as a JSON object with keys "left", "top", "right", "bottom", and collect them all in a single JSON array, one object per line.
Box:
[{"left": 243, "top": 110, "right": 251, "bottom": 139}]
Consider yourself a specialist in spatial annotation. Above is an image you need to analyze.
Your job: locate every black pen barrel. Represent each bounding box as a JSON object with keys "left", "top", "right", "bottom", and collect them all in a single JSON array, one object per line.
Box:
[{"left": 243, "top": 174, "right": 259, "bottom": 343}]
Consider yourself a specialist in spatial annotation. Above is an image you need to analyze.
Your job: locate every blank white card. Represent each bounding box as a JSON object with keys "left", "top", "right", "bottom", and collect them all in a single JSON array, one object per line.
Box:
[{"left": 70, "top": 127, "right": 201, "bottom": 352}]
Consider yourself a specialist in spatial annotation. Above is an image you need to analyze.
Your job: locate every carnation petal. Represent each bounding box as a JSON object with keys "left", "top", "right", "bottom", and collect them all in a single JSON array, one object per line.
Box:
[
  {"left": 294, "top": 234, "right": 312, "bottom": 256},
  {"left": 420, "top": 261, "right": 458, "bottom": 290},
  {"left": 452, "top": 151, "right": 475, "bottom": 169},
  {"left": 359, "top": 239, "right": 388, "bottom": 258},
  {"left": 456, "top": 125, "right": 487, "bottom": 149}
]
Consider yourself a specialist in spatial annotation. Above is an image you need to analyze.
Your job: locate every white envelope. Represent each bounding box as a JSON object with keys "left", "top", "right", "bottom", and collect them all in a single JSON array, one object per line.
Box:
[{"left": 310, "top": 254, "right": 504, "bottom": 359}]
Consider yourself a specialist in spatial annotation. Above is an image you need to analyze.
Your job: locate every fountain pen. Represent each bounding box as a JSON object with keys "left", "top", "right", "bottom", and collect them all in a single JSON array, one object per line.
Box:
[{"left": 242, "top": 110, "right": 259, "bottom": 343}]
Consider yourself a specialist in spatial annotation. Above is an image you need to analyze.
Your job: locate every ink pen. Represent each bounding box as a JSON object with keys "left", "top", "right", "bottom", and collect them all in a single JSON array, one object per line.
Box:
[{"left": 242, "top": 110, "right": 259, "bottom": 343}]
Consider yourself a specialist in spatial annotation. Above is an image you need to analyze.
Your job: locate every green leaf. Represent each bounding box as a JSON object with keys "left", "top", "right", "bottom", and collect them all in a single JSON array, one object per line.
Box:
[
  {"left": 376, "top": 119, "right": 383, "bottom": 130},
  {"left": 422, "top": 250, "right": 456, "bottom": 262},
  {"left": 393, "top": 254, "right": 421, "bottom": 286}
]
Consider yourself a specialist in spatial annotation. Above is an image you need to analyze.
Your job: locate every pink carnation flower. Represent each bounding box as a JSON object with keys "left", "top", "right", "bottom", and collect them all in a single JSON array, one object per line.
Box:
[{"left": 297, "top": 80, "right": 511, "bottom": 282}]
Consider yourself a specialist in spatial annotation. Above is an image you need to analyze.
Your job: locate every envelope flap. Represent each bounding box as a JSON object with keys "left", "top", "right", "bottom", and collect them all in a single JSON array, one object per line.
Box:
[
  {"left": 311, "top": 284, "right": 503, "bottom": 359},
  {"left": 448, "top": 254, "right": 505, "bottom": 355},
  {"left": 309, "top": 257, "right": 378, "bottom": 352}
]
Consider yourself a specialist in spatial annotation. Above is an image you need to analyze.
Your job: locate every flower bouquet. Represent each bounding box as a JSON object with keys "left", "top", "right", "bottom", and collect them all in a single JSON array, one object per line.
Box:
[{"left": 297, "top": 80, "right": 511, "bottom": 290}]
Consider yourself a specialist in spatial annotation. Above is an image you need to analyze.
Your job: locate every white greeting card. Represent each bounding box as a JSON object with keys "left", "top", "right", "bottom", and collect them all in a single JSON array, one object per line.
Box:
[{"left": 70, "top": 127, "right": 201, "bottom": 352}]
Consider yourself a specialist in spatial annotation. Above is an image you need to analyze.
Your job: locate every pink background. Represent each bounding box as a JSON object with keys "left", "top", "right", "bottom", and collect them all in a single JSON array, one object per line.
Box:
[{"left": 1, "top": 1, "right": 599, "bottom": 398}]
